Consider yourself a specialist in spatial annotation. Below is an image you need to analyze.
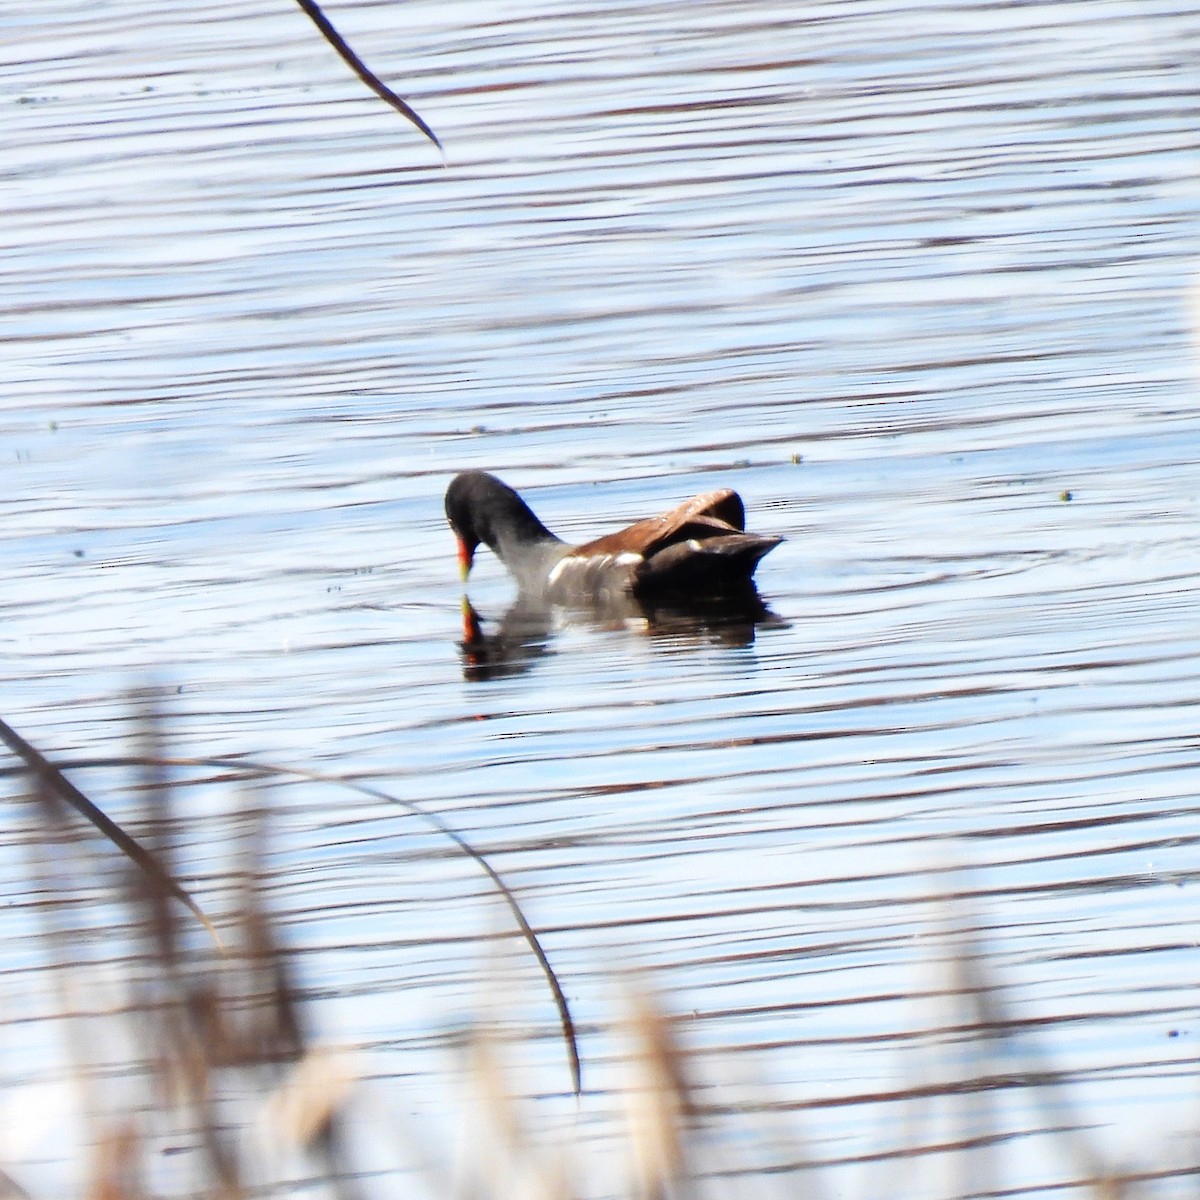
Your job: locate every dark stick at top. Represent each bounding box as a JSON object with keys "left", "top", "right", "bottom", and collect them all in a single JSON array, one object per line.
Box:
[{"left": 293, "top": 0, "right": 442, "bottom": 150}]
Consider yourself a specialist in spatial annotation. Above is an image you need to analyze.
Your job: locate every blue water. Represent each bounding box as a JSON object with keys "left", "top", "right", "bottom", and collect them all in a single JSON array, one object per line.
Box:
[{"left": 3, "top": 1, "right": 1200, "bottom": 1195}]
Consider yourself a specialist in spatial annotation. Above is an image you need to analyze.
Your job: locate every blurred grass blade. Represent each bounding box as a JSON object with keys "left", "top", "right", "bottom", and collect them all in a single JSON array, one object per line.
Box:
[
  {"left": 622, "top": 982, "right": 694, "bottom": 1196},
  {"left": 293, "top": 0, "right": 442, "bottom": 150},
  {"left": 133, "top": 696, "right": 183, "bottom": 968},
  {"left": 0, "top": 715, "right": 221, "bottom": 949}
]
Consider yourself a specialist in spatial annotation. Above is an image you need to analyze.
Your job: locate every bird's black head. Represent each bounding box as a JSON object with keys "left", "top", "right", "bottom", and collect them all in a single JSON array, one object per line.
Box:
[
  {"left": 444, "top": 471, "right": 493, "bottom": 579},
  {"left": 444, "top": 471, "right": 557, "bottom": 582}
]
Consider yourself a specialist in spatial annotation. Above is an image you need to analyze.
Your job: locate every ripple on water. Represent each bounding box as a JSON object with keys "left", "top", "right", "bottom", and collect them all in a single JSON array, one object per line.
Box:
[{"left": 4, "top": 0, "right": 1200, "bottom": 1193}]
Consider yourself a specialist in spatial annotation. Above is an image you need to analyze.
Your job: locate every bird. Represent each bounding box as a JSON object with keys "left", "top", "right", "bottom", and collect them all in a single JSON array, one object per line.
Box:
[{"left": 444, "top": 471, "right": 781, "bottom": 604}]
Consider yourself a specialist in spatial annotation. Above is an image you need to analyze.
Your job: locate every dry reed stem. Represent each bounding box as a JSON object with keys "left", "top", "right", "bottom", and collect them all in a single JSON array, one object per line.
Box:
[
  {"left": 85, "top": 1122, "right": 143, "bottom": 1200},
  {"left": 463, "top": 1027, "right": 571, "bottom": 1200},
  {"left": 620, "top": 981, "right": 696, "bottom": 1200},
  {"left": 266, "top": 1046, "right": 357, "bottom": 1150}
]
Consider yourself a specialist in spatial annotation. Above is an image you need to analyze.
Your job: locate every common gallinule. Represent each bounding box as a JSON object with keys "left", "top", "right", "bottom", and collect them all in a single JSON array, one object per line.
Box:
[{"left": 445, "top": 471, "right": 782, "bottom": 602}]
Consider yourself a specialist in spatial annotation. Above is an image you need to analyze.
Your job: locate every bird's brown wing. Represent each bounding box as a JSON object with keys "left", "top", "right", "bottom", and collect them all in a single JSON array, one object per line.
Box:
[
  {"left": 684, "top": 489, "right": 745, "bottom": 531},
  {"left": 573, "top": 489, "right": 747, "bottom": 558}
]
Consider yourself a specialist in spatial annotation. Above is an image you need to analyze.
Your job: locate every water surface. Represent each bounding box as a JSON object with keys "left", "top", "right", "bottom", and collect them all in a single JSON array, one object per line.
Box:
[{"left": 4, "top": 1, "right": 1200, "bottom": 1194}]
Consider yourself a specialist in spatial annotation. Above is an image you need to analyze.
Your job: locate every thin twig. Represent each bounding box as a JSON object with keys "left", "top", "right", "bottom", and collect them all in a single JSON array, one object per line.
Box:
[{"left": 292, "top": 0, "right": 442, "bottom": 150}]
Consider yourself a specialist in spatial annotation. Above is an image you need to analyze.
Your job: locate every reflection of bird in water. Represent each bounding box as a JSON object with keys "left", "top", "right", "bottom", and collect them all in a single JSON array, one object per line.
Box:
[
  {"left": 445, "top": 471, "right": 782, "bottom": 604},
  {"left": 457, "top": 588, "right": 786, "bottom": 683},
  {"left": 457, "top": 596, "right": 557, "bottom": 683}
]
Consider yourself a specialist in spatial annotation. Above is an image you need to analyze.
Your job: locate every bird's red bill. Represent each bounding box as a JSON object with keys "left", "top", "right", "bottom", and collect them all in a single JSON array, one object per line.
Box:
[{"left": 456, "top": 536, "right": 474, "bottom": 581}]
